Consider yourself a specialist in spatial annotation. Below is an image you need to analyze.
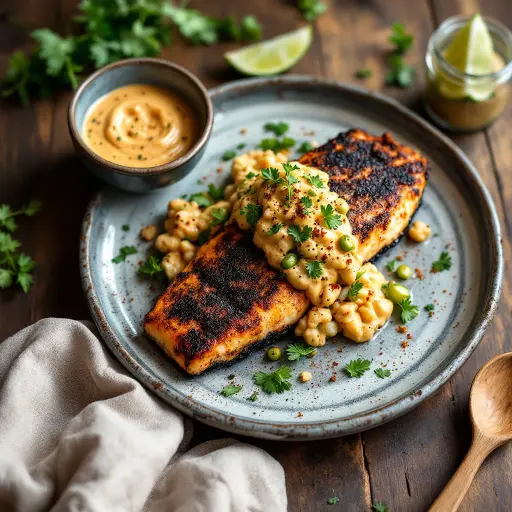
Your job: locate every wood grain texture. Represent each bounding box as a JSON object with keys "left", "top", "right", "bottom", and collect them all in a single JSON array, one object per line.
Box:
[{"left": 0, "top": 0, "right": 510, "bottom": 510}]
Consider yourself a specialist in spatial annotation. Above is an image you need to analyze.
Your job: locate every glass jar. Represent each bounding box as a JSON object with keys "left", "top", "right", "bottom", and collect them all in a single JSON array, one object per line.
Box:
[{"left": 425, "top": 15, "right": 512, "bottom": 132}]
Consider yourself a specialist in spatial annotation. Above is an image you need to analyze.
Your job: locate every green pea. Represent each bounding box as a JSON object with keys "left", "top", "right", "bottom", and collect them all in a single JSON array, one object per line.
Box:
[
  {"left": 337, "top": 198, "right": 350, "bottom": 215},
  {"left": 281, "top": 253, "right": 299, "bottom": 269},
  {"left": 267, "top": 346, "right": 281, "bottom": 361},
  {"left": 396, "top": 264, "right": 413, "bottom": 280},
  {"left": 384, "top": 282, "right": 410, "bottom": 304},
  {"left": 338, "top": 234, "right": 355, "bottom": 252}
]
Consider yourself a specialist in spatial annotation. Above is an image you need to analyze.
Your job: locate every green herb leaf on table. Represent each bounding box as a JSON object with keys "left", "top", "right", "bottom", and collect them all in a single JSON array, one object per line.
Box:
[
  {"left": 304, "top": 174, "right": 325, "bottom": 188},
  {"left": 253, "top": 366, "right": 292, "bottom": 394},
  {"left": 237, "top": 143, "right": 247, "bottom": 151},
  {"left": 321, "top": 204, "right": 342, "bottom": 230},
  {"left": 240, "top": 203, "right": 263, "bottom": 226},
  {"left": 112, "top": 245, "right": 137, "bottom": 264},
  {"left": 22, "top": 199, "right": 43, "bottom": 217},
  {"left": 264, "top": 121, "right": 289, "bottom": 136},
  {"left": 138, "top": 255, "right": 164, "bottom": 279},
  {"left": 189, "top": 192, "right": 212, "bottom": 208},
  {"left": 375, "top": 368, "right": 391, "bottom": 379},
  {"left": 344, "top": 358, "right": 371, "bottom": 378},
  {"left": 298, "top": 141, "right": 314, "bottom": 153},
  {"left": 221, "top": 384, "right": 242, "bottom": 397},
  {"left": 298, "top": 0, "right": 328, "bottom": 22},
  {"left": 373, "top": 501, "right": 390, "bottom": 512},
  {"left": 259, "top": 137, "right": 296, "bottom": 153},
  {"left": 327, "top": 497, "right": 340, "bottom": 505},
  {"left": 432, "top": 251, "right": 452, "bottom": 272},
  {"left": 287, "top": 342, "right": 316, "bottom": 361},
  {"left": 210, "top": 208, "right": 229, "bottom": 227},
  {"left": 208, "top": 183, "right": 225, "bottom": 201},
  {"left": 222, "top": 150, "right": 237, "bottom": 161},
  {"left": 267, "top": 223, "right": 283, "bottom": 236},
  {"left": 288, "top": 225, "right": 312, "bottom": 244},
  {"left": 385, "top": 260, "right": 397, "bottom": 272},
  {"left": 305, "top": 260, "right": 324, "bottom": 279},
  {"left": 386, "top": 53, "right": 415, "bottom": 88},
  {"left": 0, "top": 268, "right": 14, "bottom": 289},
  {"left": 122, "top": 224, "right": 130, "bottom": 232},
  {"left": 0, "top": 232, "right": 21, "bottom": 253},
  {"left": 355, "top": 68, "right": 373, "bottom": 79},
  {"left": 247, "top": 392, "right": 258, "bottom": 401},
  {"left": 389, "top": 22, "right": 414, "bottom": 53},
  {"left": 397, "top": 297, "right": 419, "bottom": 323},
  {"left": 424, "top": 303, "right": 435, "bottom": 312}
]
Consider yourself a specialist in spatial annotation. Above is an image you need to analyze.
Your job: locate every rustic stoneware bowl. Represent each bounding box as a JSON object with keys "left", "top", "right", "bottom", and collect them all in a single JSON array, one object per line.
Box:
[{"left": 68, "top": 58, "right": 213, "bottom": 193}]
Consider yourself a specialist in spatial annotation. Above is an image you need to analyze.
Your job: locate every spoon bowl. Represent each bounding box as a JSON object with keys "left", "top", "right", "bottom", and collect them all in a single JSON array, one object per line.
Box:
[{"left": 470, "top": 352, "right": 512, "bottom": 438}]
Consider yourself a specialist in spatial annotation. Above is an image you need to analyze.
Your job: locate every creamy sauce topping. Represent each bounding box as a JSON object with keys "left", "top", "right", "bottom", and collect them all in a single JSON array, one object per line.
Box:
[{"left": 83, "top": 84, "right": 198, "bottom": 168}]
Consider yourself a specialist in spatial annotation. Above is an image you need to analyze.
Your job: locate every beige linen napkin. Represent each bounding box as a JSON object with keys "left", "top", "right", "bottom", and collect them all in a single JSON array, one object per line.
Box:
[{"left": 0, "top": 318, "right": 287, "bottom": 512}]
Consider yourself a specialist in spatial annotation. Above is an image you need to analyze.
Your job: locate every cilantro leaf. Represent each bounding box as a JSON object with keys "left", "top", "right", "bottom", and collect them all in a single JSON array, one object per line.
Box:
[
  {"left": 221, "top": 384, "right": 242, "bottom": 397},
  {"left": 397, "top": 297, "right": 419, "bottom": 323},
  {"left": 375, "top": 368, "right": 391, "bottom": 379},
  {"left": 208, "top": 183, "right": 225, "bottom": 201},
  {"left": 301, "top": 196, "right": 313, "bottom": 214},
  {"left": 247, "top": 391, "right": 259, "bottom": 402},
  {"left": 245, "top": 171, "right": 257, "bottom": 179},
  {"left": 327, "top": 497, "right": 340, "bottom": 505},
  {"left": 0, "top": 268, "right": 14, "bottom": 289},
  {"left": 122, "top": 224, "right": 130, "bottom": 232},
  {"left": 210, "top": 207, "right": 229, "bottom": 227},
  {"left": 267, "top": 223, "right": 283, "bottom": 236},
  {"left": 305, "top": 260, "right": 324, "bottom": 279},
  {"left": 355, "top": 68, "right": 373, "bottom": 79},
  {"left": 264, "top": 121, "right": 289, "bottom": 136},
  {"left": 373, "top": 501, "right": 390, "bottom": 512},
  {"left": 283, "top": 163, "right": 300, "bottom": 201},
  {"left": 261, "top": 167, "right": 284, "bottom": 186},
  {"left": 259, "top": 137, "right": 296, "bottom": 152},
  {"left": 344, "top": 359, "right": 371, "bottom": 378},
  {"left": 17, "top": 272, "right": 33, "bottom": 293},
  {"left": 386, "top": 54, "right": 415, "bottom": 88},
  {"left": 222, "top": 150, "right": 237, "bottom": 161},
  {"left": 253, "top": 366, "right": 292, "bottom": 394},
  {"left": 347, "top": 280, "right": 363, "bottom": 301},
  {"left": 286, "top": 342, "right": 316, "bottom": 361},
  {"left": 240, "top": 203, "right": 263, "bottom": 227},
  {"left": 385, "top": 260, "right": 397, "bottom": 272},
  {"left": 298, "top": 141, "right": 314, "bottom": 153},
  {"left": 163, "top": 5, "right": 220, "bottom": 45},
  {"left": 389, "top": 22, "right": 414, "bottom": 53},
  {"left": 424, "top": 303, "right": 435, "bottom": 312},
  {"left": 321, "top": 204, "right": 342, "bottom": 230},
  {"left": 16, "top": 254, "right": 35, "bottom": 274},
  {"left": 298, "top": 0, "right": 328, "bottom": 21},
  {"left": 287, "top": 225, "right": 312, "bottom": 244},
  {"left": 0, "top": 232, "right": 21, "bottom": 253},
  {"left": 0, "top": 205, "right": 12, "bottom": 224},
  {"left": 112, "top": 245, "right": 137, "bottom": 264},
  {"left": 138, "top": 255, "right": 164, "bottom": 279},
  {"left": 239, "top": 16, "right": 262, "bottom": 41},
  {"left": 304, "top": 174, "right": 325, "bottom": 188},
  {"left": 432, "top": 251, "right": 452, "bottom": 272},
  {"left": 189, "top": 192, "right": 212, "bottom": 208}
]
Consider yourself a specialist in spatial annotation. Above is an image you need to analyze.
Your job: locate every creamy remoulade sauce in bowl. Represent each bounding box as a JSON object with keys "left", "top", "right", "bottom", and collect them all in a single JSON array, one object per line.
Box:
[{"left": 83, "top": 84, "right": 199, "bottom": 168}]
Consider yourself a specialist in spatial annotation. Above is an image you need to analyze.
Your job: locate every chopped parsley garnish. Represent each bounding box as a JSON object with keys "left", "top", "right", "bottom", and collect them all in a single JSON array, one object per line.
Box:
[
  {"left": 267, "top": 223, "right": 283, "bottom": 236},
  {"left": 321, "top": 204, "right": 342, "bottom": 230},
  {"left": 286, "top": 342, "right": 316, "bottom": 361},
  {"left": 138, "top": 255, "right": 164, "bottom": 279},
  {"left": 221, "top": 384, "right": 242, "bottom": 397},
  {"left": 240, "top": 203, "right": 263, "bottom": 226},
  {"left": 245, "top": 171, "right": 257, "bottom": 179},
  {"left": 259, "top": 137, "right": 296, "bottom": 152},
  {"left": 282, "top": 163, "right": 300, "bottom": 201},
  {"left": 424, "top": 303, "right": 435, "bottom": 312},
  {"left": 347, "top": 269, "right": 366, "bottom": 301},
  {"left": 389, "top": 22, "right": 414, "bottom": 53},
  {"left": 373, "top": 501, "right": 390, "bottom": 512},
  {"left": 288, "top": 225, "right": 312, "bottom": 244},
  {"left": 432, "top": 251, "right": 452, "bottom": 272},
  {"left": 121, "top": 224, "right": 130, "bottom": 232},
  {"left": 305, "top": 260, "right": 324, "bottom": 279},
  {"left": 344, "top": 358, "right": 371, "bottom": 378},
  {"left": 301, "top": 195, "right": 313, "bottom": 214},
  {"left": 298, "top": 0, "right": 328, "bottom": 21},
  {"left": 222, "top": 150, "right": 237, "bottom": 161},
  {"left": 264, "top": 121, "right": 289, "bottom": 136},
  {"left": 327, "top": 497, "right": 340, "bottom": 505},
  {"left": 208, "top": 183, "right": 225, "bottom": 201},
  {"left": 253, "top": 366, "right": 292, "bottom": 394},
  {"left": 112, "top": 245, "right": 137, "bottom": 263},
  {"left": 355, "top": 68, "right": 373, "bottom": 79},
  {"left": 298, "top": 141, "right": 314, "bottom": 153},
  {"left": 304, "top": 174, "right": 325, "bottom": 188},
  {"left": 385, "top": 260, "right": 397, "bottom": 272},
  {"left": 210, "top": 207, "right": 229, "bottom": 227},
  {"left": 261, "top": 167, "right": 284, "bottom": 186},
  {"left": 375, "top": 368, "right": 391, "bottom": 379},
  {"left": 236, "top": 142, "right": 246, "bottom": 150},
  {"left": 247, "top": 392, "right": 258, "bottom": 401},
  {"left": 189, "top": 192, "right": 212, "bottom": 208},
  {"left": 397, "top": 297, "right": 419, "bottom": 323}
]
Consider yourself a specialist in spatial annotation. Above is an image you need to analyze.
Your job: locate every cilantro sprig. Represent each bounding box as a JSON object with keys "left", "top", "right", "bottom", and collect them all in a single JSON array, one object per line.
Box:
[
  {"left": 304, "top": 174, "right": 325, "bottom": 189},
  {"left": 344, "top": 358, "right": 371, "bottom": 378},
  {"left": 253, "top": 366, "right": 292, "bottom": 394},
  {"left": 397, "top": 297, "right": 419, "bottom": 323},
  {"left": 432, "top": 251, "right": 452, "bottom": 272},
  {"left": 138, "top": 255, "right": 165, "bottom": 279},
  {"left": 221, "top": 384, "right": 242, "bottom": 397},
  {"left": 259, "top": 137, "right": 296, "bottom": 153},
  {"left": 240, "top": 203, "right": 263, "bottom": 227},
  {"left": 267, "top": 223, "right": 283, "bottom": 236},
  {"left": 287, "top": 225, "right": 312, "bottom": 244},
  {"left": 305, "top": 260, "right": 324, "bottom": 279},
  {"left": 261, "top": 167, "right": 284, "bottom": 186},
  {"left": 298, "top": 0, "right": 328, "bottom": 21},
  {"left": 386, "top": 22, "right": 415, "bottom": 88},
  {"left": 347, "top": 268, "right": 366, "bottom": 301},
  {"left": 210, "top": 208, "right": 229, "bottom": 227},
  {"left": 0, "top": 200, "right": 41, "bottom": 293},
  {"left": 286, "top": 342, "right": 316, "bottom": 361},
  {"left": 321, "top": 204, "right": 342, "bottom": 230},
  {"left": 264, "top": 121, "right": 289, "bottom": 136},
  {"left": 375, "top": 368, "right": 391, "bottom": 379},
  {"left": 112, "top": 245, "right": 137, "bottom": 263}
]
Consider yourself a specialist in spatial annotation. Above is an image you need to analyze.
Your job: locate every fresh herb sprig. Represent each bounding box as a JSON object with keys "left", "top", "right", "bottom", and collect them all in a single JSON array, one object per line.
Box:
[
  {"left": 397, "top": 297, "right": 419, "bottom": 323},
  {"left": 305, "top": 260, "right": 324, "bottom": 279},
  {"left": 221, "top": 384, "right": 242, "bottom": 397},
  {"left": 386, "top": 22, "right": 415, "bottom": 88},
  {"left": 344, "top": 358, "right": 371, "bottom": 378},
  {"left": 286, "top": 342, "right": 316, "bottom": 361},
  {"left": 375, "top": 368, "right": 391, "bottom": 379},
  {"left": 240, "top": 203, "right": 263, "bottom": 226},
  {"left": 288, "top": 225, "right": 312, "bottom": 244},
  {"left": 298, "top": 0, "right": 328, "bottom": 21},
  {"left": 347, "top": 268, "right": 366, "bottom": 301},
  {"left": 0, "top": 200, "right": 41, "bottom": 293},
  {"left": 432, "top": 251, "right": 452, "bottom": 272},
  {"left": 138, "top": 255, "right": 165, "bottom": 279},
  {"left": 253, "top": 366, "right": 292, "bottom": 394},
  {"left": 112, "top": 245, "right": 137, "bottom": 263}
]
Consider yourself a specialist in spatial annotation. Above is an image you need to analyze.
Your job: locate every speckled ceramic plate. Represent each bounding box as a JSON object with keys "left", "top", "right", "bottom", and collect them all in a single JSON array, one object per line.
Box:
[{"left": 81, "top": 76, "right": 503, "bottom": 440}]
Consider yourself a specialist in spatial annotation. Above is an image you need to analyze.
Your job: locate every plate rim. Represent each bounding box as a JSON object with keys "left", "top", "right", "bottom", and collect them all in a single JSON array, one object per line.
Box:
[{"left": 80, "top": 75, "right": 503, "bottom": 440}]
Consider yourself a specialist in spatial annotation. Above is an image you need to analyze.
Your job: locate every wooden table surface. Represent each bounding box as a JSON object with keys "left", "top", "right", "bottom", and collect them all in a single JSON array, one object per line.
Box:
[{"left": 1, "top": 0, "right": 511, "bottom": 510}]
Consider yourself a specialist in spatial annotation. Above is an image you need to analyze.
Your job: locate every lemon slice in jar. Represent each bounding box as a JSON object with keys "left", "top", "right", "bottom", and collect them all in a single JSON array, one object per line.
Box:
[{"left": 438, "top": 13, "right": 499, "bottom": 101}]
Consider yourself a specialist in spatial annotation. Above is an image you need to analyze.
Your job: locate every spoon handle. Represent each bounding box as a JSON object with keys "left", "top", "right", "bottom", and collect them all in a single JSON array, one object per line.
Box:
[{"left": 429, "top": 436, "right": 495, "bottom": 512}]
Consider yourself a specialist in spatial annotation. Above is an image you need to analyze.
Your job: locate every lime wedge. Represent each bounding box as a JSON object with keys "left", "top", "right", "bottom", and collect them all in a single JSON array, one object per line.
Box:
[
  {"left": 225, "top": 26, "right": 313, "bottom": 76},
  {"left": 439, "top": 13, "right": 496, "bottom": 101}
]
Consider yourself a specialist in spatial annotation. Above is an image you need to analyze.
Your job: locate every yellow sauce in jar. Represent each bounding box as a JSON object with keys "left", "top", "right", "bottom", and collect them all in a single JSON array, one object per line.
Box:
[{"left": 83, "top": 84, "right": 199, "bottom": 168}]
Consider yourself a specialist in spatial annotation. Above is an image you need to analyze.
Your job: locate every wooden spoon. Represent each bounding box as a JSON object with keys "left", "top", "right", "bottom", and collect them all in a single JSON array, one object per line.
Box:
[{"left": 429, "top": 352, "right": 512, "bottom": 512}]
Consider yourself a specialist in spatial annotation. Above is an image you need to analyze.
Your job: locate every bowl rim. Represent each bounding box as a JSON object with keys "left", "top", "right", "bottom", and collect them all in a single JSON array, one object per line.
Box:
[{"left": 67, "top": 57, "right": 213, "bottom": 176}]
